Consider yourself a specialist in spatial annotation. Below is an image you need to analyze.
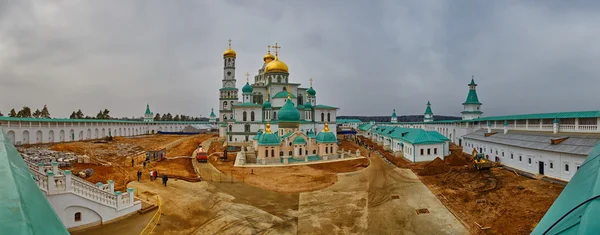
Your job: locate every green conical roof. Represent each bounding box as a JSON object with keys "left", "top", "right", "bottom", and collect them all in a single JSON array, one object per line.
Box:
[
  {"left": 463, "top": 79, "right": 481, "bottom": 105},
  {"left": 278, "top": 98, "right": 300, "bottom": 122},
  {"left": 469, "top": 78, "right": 476, "bottom": 86},
  {"left": 242, "top": 82, "right": 253, "bottom": 93},
  {"left": 293, "top": 136, "right": 307, "bottom": 145},
  {"left": 307, "top": 86, "right": 316, "bottom": 96},
  {"left": 424, "top": 101, "right": 433, "bottom": 115},
  {"left": 392, "top": 109, "right": 397, "bottom": 118},
  {"left": 209, "top": 108, "right": 216, "bottom": 117},
  {"left": 145, "top": 104, "right": 152, "bottom": 115}
]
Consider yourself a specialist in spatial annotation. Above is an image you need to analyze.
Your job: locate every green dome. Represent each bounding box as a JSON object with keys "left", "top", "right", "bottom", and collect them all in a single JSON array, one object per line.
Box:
[
  {"left": 304, "top": 102, "right": 312, "bottom": 110},
  {"left": 307, "top": 86, "right": 316, "bottom": 96},
  {"left": 293, "top": 136, "right": 306, "bottom": 145},
  {"left": 258, "top": 132, "right": 280, "bottom": 146},
  {"left": 278, "top": 99, "right": 300, "bottom": 122},
  {"left": 263, "top": 100, "right": 272, "bottom": 109},
  {"left": 242, "top": 82, "right": 253, "bottom": 93},
  {"left": 316, "top": 131, "right": 337, "bottom": 143}
]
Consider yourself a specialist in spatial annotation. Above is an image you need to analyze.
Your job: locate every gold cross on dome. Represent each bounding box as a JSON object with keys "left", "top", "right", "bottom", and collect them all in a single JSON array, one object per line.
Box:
[
  {"left": 228, "top": 39, "right": 232, "bottom": 48},
  {"left": 245, "top": 72, "right": 250, "bottom": 82},
  {"left": 309, "top": 77, "right": 313, "bottom": 87},
  {"left": 272, "top": 43, "right": 281, "bottom": 56}
]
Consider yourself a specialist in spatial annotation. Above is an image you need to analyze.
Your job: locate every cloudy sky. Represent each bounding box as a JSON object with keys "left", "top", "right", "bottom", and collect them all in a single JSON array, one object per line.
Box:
[{"left": 1, "top": 0, "right": 599, "bottom": 118}]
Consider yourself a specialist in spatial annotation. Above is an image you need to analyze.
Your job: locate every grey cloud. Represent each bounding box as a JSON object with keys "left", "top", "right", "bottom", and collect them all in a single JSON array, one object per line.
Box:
[{"left": 0, "top": 0, "right": 599, "bottom": 118}]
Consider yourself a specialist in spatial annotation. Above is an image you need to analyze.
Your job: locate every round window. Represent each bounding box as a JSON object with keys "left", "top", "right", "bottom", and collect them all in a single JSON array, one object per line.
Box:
[{"left": 227, "top": 71, "right": 232, "bottom": 76}]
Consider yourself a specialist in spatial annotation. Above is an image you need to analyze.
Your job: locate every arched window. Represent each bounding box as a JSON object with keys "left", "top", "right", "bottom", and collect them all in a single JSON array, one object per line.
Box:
[
  {"left": 74, "top": 212, "right": 81, "bottom": 222},
  {"left": 278, "top": 77, "right": 281, "bottom": 83},
  {"left": 326, "top": 147, "right": 329, "bottom": 154},
  {"left": 280, "top": 151, "right": 284, "bottom": 156},
  {"left": 297, "top": 94, "right": 303, "bottom": 105},
  {"left": 330, "top": 146, "right": 333, "bottom": 153},
  {"left": 299, "top": 148, "right": 302, "bottom": 155},
  {"left": 228, "top": 125, "right": 232, "bottom": 132},
  {"left": 289, "top": 151, "right": 292, "bottom": 156},
  {"left": 271, "top": 149, "right": 274, "bottom": 157},
  {"left": 223, "top": 101, "right": 228, "bottom": 109},
  {"left": 313, "top": 150, "right": 316, "bottom": 154},
  {"left": 223, "top": 115, "right": 227, "bottom": 120},
  {"left": 274, "top": 111, "right": 277, "bottom": 120},
  {"left": 245, "top": 124, "right": 250, "bottom": 132},
  {"left": 321, "top": 113, "right": 324, "bottom": 122},
  {"left": 265, "top": 150, "right": 269, "bottom": 158},
  {"left": 251, "top": 111, "right": 255, "bottom": 121},
  {"left": 327, "top": 113, "right": 331, "bottom": 122},
  {"left": 243, "top": 111, "right": 247, "bottom": 121}
]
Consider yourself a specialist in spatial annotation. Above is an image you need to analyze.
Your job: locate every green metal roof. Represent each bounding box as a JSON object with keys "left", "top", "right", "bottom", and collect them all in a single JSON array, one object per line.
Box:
[
  {"left": 0, "top": 127, "right": 69, "bottom": 234},
  {"left": 273, "top": 91, "right": 296, "bottom": 99},
  {"left": 532, "top": 141, "right": 600, "bottom": 235},
  {"left": 242, "top": 82, "right": 253, "bottom": 93},
  {"left": 304, "top": 102, "right": 312, "bottom": 110},
  {"left": 307, "top": 130, "right": 317, "bottom": 138},
  {"left": 358, "top": 123, "right": 374, "bottom": 131},
  {"left": 424, "top": 102, "right": 433, "bottom": 115},
  {"left": 281, "top": 131, "right": 295, "bottom": 139},
  {"left": 232, "top": 102, "right": 262, "bottom": 107},
  {"left": 462, "top": 89, "right": 482, "bottom": 105},
  {"left": 278, "top": 99, "right": 300, "bottom": 122},
  {"left": 219, "top": 87, "right": 238, "bottom": 91},
  {"left": 316, "top": 131, "right": 337, "bottom": 143},
  {"left": 263, "top": 100, "right": 272, "bottom": 109},
  {"left": 257, "top": 132, "right": 280, "bottom": 146},
  {"left": 392, "top": 109, "right": 397, "bottom": 118},
  {"left": 209, "top": 108, "right": 216, "bottom": 117},
  {"left": 338, "top": 119, "right": 362, "bottom": 123},
  {"left": 313, "top": 104, "right": 338, "bottom": 110},
  {"left": 469, "top": 78, "right": 476, "bottom": 86},
  {"left": 0, "top": 116, "right": 211, "bottom": 124},
  {"left": 293, "top": 136, "right": 307, "bottom": 144},
  {"left": 373, "top": 126, "right": 449, "bottom": 145},
  {"left": 307, "top": 86, "right": 316, "bottom": 96},
  {"left": 145, "top": 104, "right": 152, "bottom": 115},
  {"left": 253, "top": 130, "right": 262, "bottom": 140},
  {"left": 471, "top": 111, "right": 600, "bottom": 122}
]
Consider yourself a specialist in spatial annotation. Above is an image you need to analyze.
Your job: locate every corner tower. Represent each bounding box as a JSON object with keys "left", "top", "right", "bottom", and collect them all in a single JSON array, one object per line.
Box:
[
  {"left": 424, "top": 101, "right": 434, "bottom": 122},
  {"left": 219, "top": 39, "right": 238, "bottom": 123},
  {"left": 461, "top": 77, "right": 483, "bottom": 120},
  {"left": 144, "top": 104, "right": 154, "bottom": 122}
]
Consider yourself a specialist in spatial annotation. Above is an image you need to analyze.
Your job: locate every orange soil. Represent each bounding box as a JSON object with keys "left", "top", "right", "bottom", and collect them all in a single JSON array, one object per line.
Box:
[
  {"left": 206, "top": 140, "right": 368, "bottom": 193},
  {"left": 147, "top": 158, "right": 196, "bottom": 179},
  {"left": 166, "top": 134, "right": 217, "bottom": 157}
]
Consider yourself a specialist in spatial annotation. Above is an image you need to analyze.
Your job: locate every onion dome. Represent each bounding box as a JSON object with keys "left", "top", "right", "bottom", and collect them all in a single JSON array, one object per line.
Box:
[
  {"left": 265, "top": 56, "right": 289, "bottom": 73},
  {"left": 223, "top": 40, "right": 236, "bottom": 58},
  {"left": 264, "top": 52, "right": 275, "bottom": 63},
  {"left": 307, "top": 86, "right": 316, "bottom": 96},
  {"left": 258, "top": 123, "right": 280, "bottom": 146},
  {"left": 242, "top": 82, "right": 253, "bottom": 94},
  {"left": 316, "top": 123, "right": 337, "bottom": 143},
  {"left": 304, "top": 101, "right": 312, "bottom": 110},
  {"left": 263, "top": 99, "right": 272, "bottom": 109},
  {"left": 278, "top": 94, "right": 300, "bottom": 123}
]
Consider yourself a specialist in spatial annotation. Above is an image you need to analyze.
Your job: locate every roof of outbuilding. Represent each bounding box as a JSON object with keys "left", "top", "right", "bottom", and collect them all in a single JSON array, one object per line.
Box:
[
  {"left": 372, "top": 126, "right": 449, "bottom": 145},
  {"left": 0, "top": 127, "right": 69, "bottom": 234},
  {"left": 463, "top": 129, "right": 600, "bottom": 155},
  {"left": 532, "top": 141, "right": 600, "bottom": 234}
]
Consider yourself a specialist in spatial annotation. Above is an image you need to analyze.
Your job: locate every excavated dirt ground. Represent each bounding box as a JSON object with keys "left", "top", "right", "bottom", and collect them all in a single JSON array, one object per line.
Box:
[
  {"left": 359, "top": 137, "right": 564, "bottom": 235},
  {"left": 50, "top": 134, "right": 214, "bottom": 190},
  {"left": 206, "top": 139, "right": 369, "bottom": 193}
]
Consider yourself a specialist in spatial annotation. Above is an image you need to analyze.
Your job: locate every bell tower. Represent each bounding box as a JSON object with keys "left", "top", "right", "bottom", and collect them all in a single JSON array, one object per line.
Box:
[
  {"left": 219, "top": 39, "right": 239, "bottom": 123},
  {"left": 461, "top": 76, "right": 483, "bottom": 120}
]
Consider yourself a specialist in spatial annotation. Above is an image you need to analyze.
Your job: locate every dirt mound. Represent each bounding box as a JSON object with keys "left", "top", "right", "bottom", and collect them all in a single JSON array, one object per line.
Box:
[{"left": 419, "top": 157, "right": 450, "bottom": 176}]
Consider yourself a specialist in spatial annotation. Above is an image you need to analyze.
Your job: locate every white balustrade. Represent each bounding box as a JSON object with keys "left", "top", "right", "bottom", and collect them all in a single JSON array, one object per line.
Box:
[
  {"left": 560, "top": 124, "right": 575, "bottom": 130},
  {"left": 542, "top": 124, "right": 553, "bottom": 130},
  {"left": 515, "top": 124, "right": 526, "bottom": 129},
  {"left": 579, "top": 125, "right": 598, "bottom": 131}
]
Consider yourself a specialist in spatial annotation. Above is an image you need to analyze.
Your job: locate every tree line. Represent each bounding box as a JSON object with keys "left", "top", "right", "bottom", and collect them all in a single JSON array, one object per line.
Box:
[
  {"left": 153, "top": 113, "right": 207, "bottom": 121},
  {"left": 337, "top": 115, "right": 462, "bottom": 122},
  {"left": 1, "top": 105, "right": 52, "bottom": 118}
]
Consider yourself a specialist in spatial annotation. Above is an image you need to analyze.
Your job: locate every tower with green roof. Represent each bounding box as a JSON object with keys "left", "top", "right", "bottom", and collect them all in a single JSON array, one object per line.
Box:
[
  {"left": 209, "top": 108, "right": 216, "bottom": 123},
  {"left": 143, "top": 104, "right": 154, "bottom": 122},
  {"left": 241, "top": 76, "right": 253, "bottom": 103},
  {"left": 391, "top": 109, "right": 398, "bottom": 123},
  {"left": 461, "top": 77, "right": 483, "bottom": 120},
  {"left": 424, "top": 101, "right": 434, "bottom": 122}
]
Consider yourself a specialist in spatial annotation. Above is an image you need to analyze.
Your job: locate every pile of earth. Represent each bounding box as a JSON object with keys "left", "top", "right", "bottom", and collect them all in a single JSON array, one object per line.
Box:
[{"left": 419, "top": 157, "right": 451, "bottom": 176}]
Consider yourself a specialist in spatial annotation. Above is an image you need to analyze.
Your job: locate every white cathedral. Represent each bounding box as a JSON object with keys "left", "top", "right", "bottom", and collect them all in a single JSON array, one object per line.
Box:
[{"left": 217, "top": 41, "right": 339, "bottom": 143}]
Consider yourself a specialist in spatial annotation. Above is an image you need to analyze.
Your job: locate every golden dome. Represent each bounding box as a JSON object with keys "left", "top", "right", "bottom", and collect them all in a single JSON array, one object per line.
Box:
[
  {"left": 263, "top": 52, "right": 275, "bottom": 63},
  {"left": 265, "top": 56, "right": 289, "bottom": 73},
  {"left": 223, "top": 47, "right": 236, "bottom": 58}
]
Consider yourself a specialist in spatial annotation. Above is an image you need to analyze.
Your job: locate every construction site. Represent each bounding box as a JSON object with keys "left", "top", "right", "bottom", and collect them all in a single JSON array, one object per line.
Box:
[{"left": 14, "top": 131, "right": 564, "bottom": 234}]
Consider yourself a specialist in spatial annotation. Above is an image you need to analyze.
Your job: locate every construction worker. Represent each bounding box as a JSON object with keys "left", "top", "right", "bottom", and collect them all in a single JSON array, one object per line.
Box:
[
  {"left": 131, "top": 158, "right": 134, "bottom": 167},
  {"left": 149, "top": 170, "right": 153, "bottom": 181},
  {"left": 143, "top": 160, "right": 147, "bottom": 168},
  {"left": 162, "top": 174, "right": 168, "bottom": 187},
  {"left": 137, "top": 170, "right": 142, "bottom": 181}
]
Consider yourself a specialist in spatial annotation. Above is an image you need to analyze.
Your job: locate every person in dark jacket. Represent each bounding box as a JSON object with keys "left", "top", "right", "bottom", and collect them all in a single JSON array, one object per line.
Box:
[
  {"left": 131, "top": 158, "right": 135, "bottom": 167},
  {"left": 162, "top": 174, "right": 168, "bottom": 187}
]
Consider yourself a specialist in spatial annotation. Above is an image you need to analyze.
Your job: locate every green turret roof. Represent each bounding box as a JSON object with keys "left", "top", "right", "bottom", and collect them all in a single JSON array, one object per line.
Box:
[
  {"left": 209, "top": 108, "right": 216, "bottom": 117},
  {"left": 424, "top": 101, "right": 433, "bottom": 115},
  {"left": 145, "top": 104, "right": 152, "bottom": 115},
  {"left": 258, "top": 127, "right": 280, "bottom": 146},
  {"left": 307, "top": 129, "right": 317, "bottom": 138},
  {"left": 293, "top": 136, "right": 307, "bottom": 145},
  {"left": 273, "top": 90, "right": 296, "bottom": 99},
  {"left": 278, "top": 99, "right": 300, "bottom": 122},
  {"left": 463, "top": 79, "right": 482, "bottom": 105},
  {"left": 263, "top": 99, "right": 272, "bottom": 109},
  {"left": 304, "top": 101, "right": 312, "bottom": 110},
  {"left": 242, "top": 82, "right": 253, "bottom": 93},
  {"left": 392, "top": 109, "right": 397, "bottom": 118},
  {"left": 307, "top": 86, "right": 316, "bottom": 96}
]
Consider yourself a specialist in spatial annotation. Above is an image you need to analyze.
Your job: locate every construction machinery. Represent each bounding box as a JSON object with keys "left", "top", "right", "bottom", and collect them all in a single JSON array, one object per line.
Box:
[
  {"left": 471, "top": 148, "right": 493, "bottom": 170},
  {"left": 196, "top": 146, "right": 208, "bottom": 163}
]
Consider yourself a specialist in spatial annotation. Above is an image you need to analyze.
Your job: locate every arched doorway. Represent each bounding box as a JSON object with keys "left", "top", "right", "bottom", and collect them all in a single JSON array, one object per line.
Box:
[
  {"left": 36, "top": 130, "right": 43, "bottom": 144},
  {"left": 7, "top": 130, "right": 15, "bottom": 145},
  {"left": 59, "top": 130, "right": 65, "bottom": 142},
  {"left": 22, "top": 130, "right": 30, "bottom": 144},
  {"left": 48, "top": 130, "right": 55, "bottom": 143}
]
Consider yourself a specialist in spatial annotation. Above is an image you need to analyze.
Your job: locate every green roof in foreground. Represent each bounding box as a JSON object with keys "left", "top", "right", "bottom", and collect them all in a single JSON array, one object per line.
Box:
[
  {"left": 532, "top": 141, "right": 600, "bottom": 234},
  {"left": 0, "top": 127, "right": 69, "bottom": 234}
]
